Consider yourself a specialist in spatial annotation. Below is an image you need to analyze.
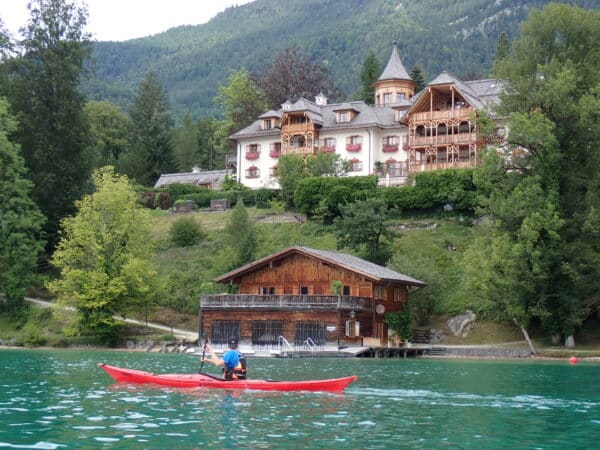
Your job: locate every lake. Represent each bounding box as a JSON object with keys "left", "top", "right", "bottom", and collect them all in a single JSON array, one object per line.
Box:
[{"left": 0, "top": 349, "right": 598, "bottom": 449}]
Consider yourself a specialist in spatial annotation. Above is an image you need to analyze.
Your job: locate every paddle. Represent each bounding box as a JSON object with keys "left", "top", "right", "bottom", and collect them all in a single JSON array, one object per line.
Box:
[{"left": 198, "top": 338, "right": 208, "bottom": 374}]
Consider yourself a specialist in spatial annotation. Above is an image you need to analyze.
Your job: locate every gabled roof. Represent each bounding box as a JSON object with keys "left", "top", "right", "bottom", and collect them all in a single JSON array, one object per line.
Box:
[
  {"left": 378, "top": 43, "right": 412, "bottom": 82},
  {"left": 403, "top": 71, "right": 504, "bottom": 119},
  {"left": 153, "top": 170, "right": 227, "bottom": 189},
  {"left": 215, "top": 246, "right": 427, "bottom": 287},
  {"left": 230, "top": 98, "right": 406, "bottom": 140},
  {"left": 258, "top": 109, "right": 282, "bottom": 119}
]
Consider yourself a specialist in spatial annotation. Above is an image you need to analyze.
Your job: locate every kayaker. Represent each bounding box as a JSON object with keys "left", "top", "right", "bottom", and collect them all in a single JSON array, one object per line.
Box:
[{"left": 202, "top": 336, "right": 247, "bottom": 380}]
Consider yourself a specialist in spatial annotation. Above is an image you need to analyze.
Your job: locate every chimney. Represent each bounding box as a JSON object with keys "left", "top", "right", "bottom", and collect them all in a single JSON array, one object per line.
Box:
[{"left": 315, "top": 92, "right": 328, "bottom": 106}]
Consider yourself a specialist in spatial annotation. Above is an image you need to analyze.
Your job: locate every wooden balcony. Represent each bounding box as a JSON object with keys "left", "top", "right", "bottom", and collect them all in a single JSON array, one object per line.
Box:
[
  {"left": 410, "top": 107, "right": 474, "bottom": 122},
  {"left": 408, "top": 159, "right": 478, "bottom": 173},
  {"left": 411, "top": 133, "right": 478, "bottom": 147},
  {"left": 200, "top": 294, "right": 373, "bottom": 311},
  {"left": 283, "top": 123, "right": 317, "bottom": 134},
  {"left": 281, "top": 145, "right": 319, "bottom": 156}
]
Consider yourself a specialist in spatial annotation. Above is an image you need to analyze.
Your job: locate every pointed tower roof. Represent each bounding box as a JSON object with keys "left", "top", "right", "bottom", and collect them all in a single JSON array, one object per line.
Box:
[{"left": 378, "top": 42, "right": 412, "bottom": 81}]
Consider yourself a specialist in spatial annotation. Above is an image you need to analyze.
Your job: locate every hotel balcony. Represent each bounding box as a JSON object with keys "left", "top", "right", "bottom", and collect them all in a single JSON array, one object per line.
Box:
[
  {"left": 410, "top": 107, "right": 474, "bottom": 122},
  {"left": 281, "top": 145, "right": 319, "bottom": 156},
  {"left": 410, "top": 133, "right": 479, "bottom": 147}
]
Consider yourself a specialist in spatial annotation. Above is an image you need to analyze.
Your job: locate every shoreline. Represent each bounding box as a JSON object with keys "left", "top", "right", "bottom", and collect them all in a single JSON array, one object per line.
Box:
[{"left": 2, "top": 344, "right": 599, "bottom": 361}]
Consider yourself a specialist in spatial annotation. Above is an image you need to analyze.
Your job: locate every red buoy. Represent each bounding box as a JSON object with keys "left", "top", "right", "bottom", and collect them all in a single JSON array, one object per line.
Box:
[{"left": 568, "top": 356, "right": 579, "bottom": 365}]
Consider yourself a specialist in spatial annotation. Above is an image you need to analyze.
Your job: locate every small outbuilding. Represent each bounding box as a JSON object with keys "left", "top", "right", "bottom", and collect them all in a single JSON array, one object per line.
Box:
[{"left": 200, "top": 246, "right": 426, "bottom": 350}]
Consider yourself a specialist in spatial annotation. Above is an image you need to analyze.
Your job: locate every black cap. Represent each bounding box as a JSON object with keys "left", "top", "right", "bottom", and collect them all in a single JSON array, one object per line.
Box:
[{"left": 228, "top": 336, "right": 238, "bottom": 349}]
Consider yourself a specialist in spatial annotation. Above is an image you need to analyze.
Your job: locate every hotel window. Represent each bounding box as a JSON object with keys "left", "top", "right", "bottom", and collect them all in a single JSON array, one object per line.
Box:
[
  {"left": 396, "top": 93, "right": 405, "bottom": 102},
  {"left": 385, "top": 135, "right": 399, "bottom": 145},
  {"left": 348, "top": 135, "right": 361, "bottom": 145},
  {"left": 269, "top": 165, "right": 278, "bottom": 177},
  {"left": 383, "top": 93, "right": 392, "bottom": 104},
  {"left": 349, "top": 159, "right": 363, "bottom": 172},
  {"left": 338, "top": 111, "right": 350, "bottom": 123},
  {"left": 245, "top": 166, "right": 260, "bottom": 178}
]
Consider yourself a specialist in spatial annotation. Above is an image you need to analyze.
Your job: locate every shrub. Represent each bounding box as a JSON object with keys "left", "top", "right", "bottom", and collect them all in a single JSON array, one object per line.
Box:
[
  {"left": 169, "top": 217, "right": 205, "bottom": 247},
  {"left": 384, "top": 309, "right": 412, "bottom": 339}
]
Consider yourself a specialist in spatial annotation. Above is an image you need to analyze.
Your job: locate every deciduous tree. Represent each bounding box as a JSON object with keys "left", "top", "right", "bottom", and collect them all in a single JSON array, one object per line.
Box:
[
  {"left": 334, "top": 196, "right": 396, "bottom": 265},
  {"left": 256, "top": 45, "right": 342, "bottom": 107},
  {"left": 85, "top": 100, "right": 131, "bottom": 171},
  {"left": 486, "top": 3, "right": 600, "bottom": 346},
  {"left": 48, "top": 167, "right": 161, "bottom": 345}
]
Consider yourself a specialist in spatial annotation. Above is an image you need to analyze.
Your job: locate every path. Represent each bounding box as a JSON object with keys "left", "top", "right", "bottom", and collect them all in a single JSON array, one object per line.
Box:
[{"left": 25, "top": 297, "right": 198, "bottom": 341}]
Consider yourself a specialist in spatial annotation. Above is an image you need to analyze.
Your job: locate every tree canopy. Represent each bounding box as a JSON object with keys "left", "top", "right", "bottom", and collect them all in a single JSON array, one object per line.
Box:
[
  {"left": 49, "top": 167, "right": 161, "bottom": 345},
  {"left": 463, "top": 3, "right": 600, "bottom": 347},
  {"left": 0, "top": 97, "right": 45, "bottom": 317},
  {"left": 7, "top": 0, "right": 93, "bottom": 252}
]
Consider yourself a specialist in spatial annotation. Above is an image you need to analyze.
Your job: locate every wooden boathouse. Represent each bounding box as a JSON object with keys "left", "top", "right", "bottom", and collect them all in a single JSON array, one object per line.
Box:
[{"left": 199, "top": 246, "right": 426, "bottom": 353}]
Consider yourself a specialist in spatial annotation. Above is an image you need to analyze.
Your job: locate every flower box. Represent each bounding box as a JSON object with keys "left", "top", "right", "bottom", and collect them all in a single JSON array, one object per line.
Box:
[
  {"left": 269, "top": 151, "right": 281, "bottom": 158},
  {"left": 346, "top": 143, "right": 362, "bottom": 152},
  {"left": 322, "top": 146, "right": 336, "bottom": 153},
  {"left": 245, "top": 152, "right": 260, "bottom": 160},
  {"left": 382, "top": 145, "right": 398, "bottom": 153}
]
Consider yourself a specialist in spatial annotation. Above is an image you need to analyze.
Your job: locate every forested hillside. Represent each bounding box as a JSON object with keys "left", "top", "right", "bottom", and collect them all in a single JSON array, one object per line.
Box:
[{"left": 83, "top": 0, "right": 598, "bottom": 119}]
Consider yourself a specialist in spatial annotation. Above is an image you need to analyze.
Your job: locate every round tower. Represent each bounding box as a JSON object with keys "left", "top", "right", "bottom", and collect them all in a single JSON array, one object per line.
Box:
[{"left": 374, "top": 43, "right": 416, "bottom": 106}]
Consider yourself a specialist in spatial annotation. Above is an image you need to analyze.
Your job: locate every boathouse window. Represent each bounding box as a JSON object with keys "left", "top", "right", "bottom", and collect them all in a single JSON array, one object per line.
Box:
[
  {"left": 343, "top": 285, "right": 351, "bottom": 296},
  {"left": 374, "top": 286, "right": 383, "bottom": 299},
  {"left": 394, "top": 287, "right": 403, "bottom": 301},
  {"left": 299, "top": 286, "right": 309, "bottom": 295},
  {"left": 295, "top": 321, "right": 325, "bottom": 346},
  {"left": 211, "top": 321, "right": 240, "bottom": 345},
  {"left": 252, "top": 320, "right": 283, "bottom": 346},
  {"left": 260, "top": 286, "right": 275, "bottom": 295}
]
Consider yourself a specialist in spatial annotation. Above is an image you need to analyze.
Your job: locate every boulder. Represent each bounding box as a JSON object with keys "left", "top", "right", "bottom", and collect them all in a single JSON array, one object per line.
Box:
[{"left": 446, "top": 310, "right": 476, "bottom": 337}]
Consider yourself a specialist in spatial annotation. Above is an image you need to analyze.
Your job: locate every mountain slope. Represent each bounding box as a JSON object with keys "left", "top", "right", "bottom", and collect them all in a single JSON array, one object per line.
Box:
[{"left": 82, "top": 0, "right": 598, "bottom": 119}]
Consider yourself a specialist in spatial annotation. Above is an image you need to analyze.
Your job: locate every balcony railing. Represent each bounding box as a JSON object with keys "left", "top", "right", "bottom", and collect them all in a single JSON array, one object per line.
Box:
[
  {"left": 410, "top": 107, "right": 474, "bottom": 122},
  {"left": 411, "top": 133, "right": 478, "bottom": 147},
  {"left": 283, "top": 123, "right": 316, "bottom": 134},
  {"left": 200, "top": 294, "right": 373, "bottom": 311},
  {"left": 408, "top": 159, "right": 478, "bottom": 173},
  {"left": 281, "top": 145, "right": 319, "bottom": 156}
]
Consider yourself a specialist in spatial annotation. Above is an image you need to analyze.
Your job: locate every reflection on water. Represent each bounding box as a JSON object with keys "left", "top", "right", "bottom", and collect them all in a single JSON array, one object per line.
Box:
[{"left": 0, "top": 349, "right": 598, "bottom": 448}]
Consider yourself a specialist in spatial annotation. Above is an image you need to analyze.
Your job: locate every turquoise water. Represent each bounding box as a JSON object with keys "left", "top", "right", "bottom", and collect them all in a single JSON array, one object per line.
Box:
[{"left": 0, "top": 349, "right": 598, "bottom": 449}]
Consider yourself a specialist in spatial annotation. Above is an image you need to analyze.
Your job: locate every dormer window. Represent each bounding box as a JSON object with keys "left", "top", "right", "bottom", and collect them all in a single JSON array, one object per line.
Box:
[
  {"left": 338, "top": 111, "right": 350, "bottom": 123},
  {"left": 263, "top": 119, "right": 272, "bottom": 130}
]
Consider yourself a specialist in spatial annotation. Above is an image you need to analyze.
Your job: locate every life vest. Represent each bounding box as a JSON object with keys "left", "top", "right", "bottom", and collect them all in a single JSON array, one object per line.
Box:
[{"left": 223, "top": 351, "right": 247, "bottom": 380}]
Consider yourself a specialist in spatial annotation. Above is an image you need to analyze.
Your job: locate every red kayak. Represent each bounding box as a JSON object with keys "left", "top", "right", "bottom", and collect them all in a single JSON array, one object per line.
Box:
[{"left": 98, "top": 363, "right": 357, "bottom": 393}]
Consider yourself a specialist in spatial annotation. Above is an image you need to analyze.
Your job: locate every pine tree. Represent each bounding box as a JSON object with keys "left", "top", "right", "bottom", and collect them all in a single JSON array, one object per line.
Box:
[
  {"left": 359, "top": 52, "right": 382, "bottom": 104},
  {"left": 124, "top": 71, "right": 175, "bottom": 186},
  {"left": 0, "top": 98, "right": 45, "bottom": 317},
  {"left": 496, "top": 32, "right": 510, "bottom": 60},
  {"left": 410, "top": 65, "right": 427, "bottom": 93},
  {"left": 8, "top": 0, "right": 93, "bottom": 252}
]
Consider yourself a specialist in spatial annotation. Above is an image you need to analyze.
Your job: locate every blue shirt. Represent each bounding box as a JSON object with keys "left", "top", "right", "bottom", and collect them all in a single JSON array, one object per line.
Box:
[{"left": 222, "top": 349, "right": 240, "bottom": 369}]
